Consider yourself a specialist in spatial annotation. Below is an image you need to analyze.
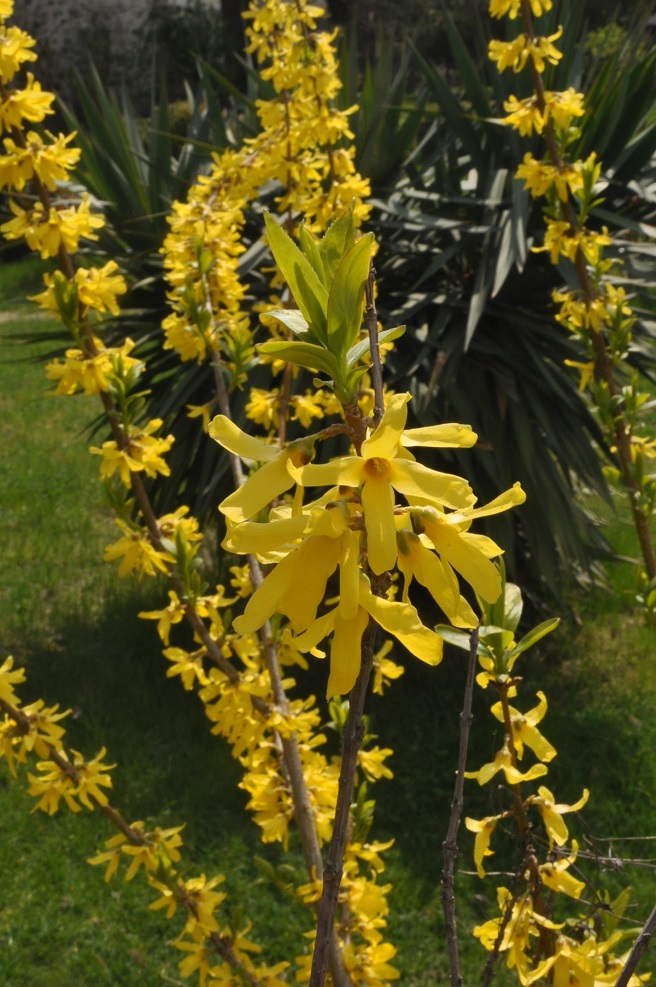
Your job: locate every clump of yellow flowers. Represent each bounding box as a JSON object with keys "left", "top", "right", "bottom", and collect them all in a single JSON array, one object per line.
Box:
[{"left": 490, "top": 0, "right": 656, "bottom": 606}]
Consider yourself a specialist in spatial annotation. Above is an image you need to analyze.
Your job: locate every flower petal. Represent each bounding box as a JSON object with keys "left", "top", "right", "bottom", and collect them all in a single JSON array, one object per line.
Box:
[
  {"left": 361, "top": 392, "right": 410, "bottom": 460},
  {"left": 392, "top": 458, "right": 474, "bottom": 510},
  {"left": 219, "top": 457, "right": 296, "bottom": 523},
  {"left": 328, "top": 608, "right": 369, "bottom": 696},
  {"left": 362, "top": 475, "right": 397, "bottom": 575},
  {"left": 209, "top": 415, "right": 278, "bottom": 462},
  {"left": 401, "top": 423, "right": 478, "bottom": 449},
  {"left": 360, "top": 586, "right": 443, "bottom": 666}
]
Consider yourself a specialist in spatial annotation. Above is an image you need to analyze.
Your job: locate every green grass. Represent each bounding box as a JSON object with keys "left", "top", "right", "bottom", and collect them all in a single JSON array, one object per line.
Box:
[{"left": 0, "top": 286, "right": 655, "bottom": 986}]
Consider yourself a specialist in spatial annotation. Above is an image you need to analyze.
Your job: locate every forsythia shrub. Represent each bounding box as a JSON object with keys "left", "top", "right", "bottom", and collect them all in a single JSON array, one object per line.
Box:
[{"left": 0, "top": 0, "right": 653, "bottom": 985}]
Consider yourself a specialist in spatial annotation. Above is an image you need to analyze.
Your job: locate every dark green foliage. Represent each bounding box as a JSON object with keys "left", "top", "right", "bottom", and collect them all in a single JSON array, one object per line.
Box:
[{"left": 371, "top": 8, "right": 656, "bottom": 595}]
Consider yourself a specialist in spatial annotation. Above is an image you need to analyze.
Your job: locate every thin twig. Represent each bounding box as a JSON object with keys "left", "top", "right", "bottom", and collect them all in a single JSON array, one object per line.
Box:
[
  {"left": 308, "top": 615, "right": 380, "bottom": 987},
  {"left": 442, "top": 626, "right": 480, "bottom": 987},
  {"left": 614, "top": 903, "right": 656, "bottom": 987},
  {"left": 364, "top": 261, "right": 385, "bottom": 428}
]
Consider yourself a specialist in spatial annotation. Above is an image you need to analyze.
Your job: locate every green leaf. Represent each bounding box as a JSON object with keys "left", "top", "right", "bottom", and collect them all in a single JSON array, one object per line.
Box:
[
  {"left": 299, "top": 224, "right": 325, "bottom": 284},
  {"left": 264, "top": 213, "right": 329, "bottom": 343},
  {"left": 262, "top": 308, "right": 313, "bottom": 340},
  {"left": 436, "top": 626, "right": 493, "bottom": 660},
  {"left": 503, "top": 583, "right": 523, "bottom": 633},
  {"left": 326, "top": 233, "right": 375, "bottom": 356},
  {"left": 318, "top": 207, "right": 356, "bottom": 283},
  {"left": 509, "top": 618, "right": 560, "bottom": 659},
  {"left": 256, "top": 339, "right": 339, "bottom": 378},
  {"left": 346, "top": 325, "right": 405, "bottom": 368}
]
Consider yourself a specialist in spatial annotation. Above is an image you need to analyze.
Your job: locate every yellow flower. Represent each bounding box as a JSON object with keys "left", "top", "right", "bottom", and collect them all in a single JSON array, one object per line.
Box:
[
  {"left": 0, "top": 72, "right": 54, "bottom": 128},
  {"left": 32, "top": 261, "right": 127, "bottom": 319},
  {"left": 246, "top": 386, "right": 280, "bottom": 430},
  {"left": 0, "top": 24, "right": 37, "bottom": 82},
  {"left": 564, "top": 359, "right": 595, "bottom": 392},
  {"left": 502, "top": 95, "right": 546, "bottom": 136},
  {"left": 528, "top": 785, "right": 589, "bottom": 846},
  {"left": 90, "top": 418, "right": 173, "bottom": 487},
  {"left": 396, "top": 526, "right": 478, "bottom": 628},
  {"left": 474, "top": 888, "right": 563, "bottom": 985},
  {"left": 490, "top": 691, "right": 557, "bottom": 762},
  {"left": 357, "top": 744, "right": 394, "bottom": 782},
  {"left": 210, "top": 414, "right": 315, "bottom": 523},
  {"left": 45, "top": 337, "right": 139, "bottom": 396},
  {"left": 371, "top": 640, "right": 404, "bottom": 695},
  {"left": 294, "top": 573, "right": 443, "bottom": 696},
  {"left": 539, "top": 842, "right": 585, "bottom": 899},
  {"left": 290, "top": 390, "right": 327, "bottom": 428},
  {"left": 292, "top": 393, "right": 475, "bottom": 575},
  {"left": 163, "top": 647, "right": 209, "bottom": 690},
  {"left": 537, "top": 219, "right": 611, "bottom": 267},
  {"left": 229, "top": 503, "right": 358, "bottom": 635},
  {"left": 103, "top": 519, "right": 175, "bottom": 579},
  {"left": 1, "top": 193, "right": 104, "bottom": 258},
  {"left": 465, "top": 744, "right": 549, "bottom": 786},
  {"left": 0, "top": 130, "right": 80, "bottom": 191},
  {"left": 0, "top": 654, "right": 25, "bottom": 705},
  {"left": 465, "top": 814, "right": 507, "bottom": 877},
  {"left": 515, "top": 153, "right": 583, "bottom": 202},
  {"left": 489, "top": 28, "right": 563, "bottom": 74},
  {"left": 543, "top": 88, "right": 585, "bottom": 129},
  {"left": 489, "top": 0, "right": 552, "bottom": 18},
  {"left": 27, "top": 747, "right": 114, "bottom": 815}
]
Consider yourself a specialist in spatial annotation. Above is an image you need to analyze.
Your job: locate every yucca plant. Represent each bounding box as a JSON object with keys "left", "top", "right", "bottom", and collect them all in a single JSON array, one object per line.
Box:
[{"left": 371, "top": 4, "right": 656, "bottom": 595}]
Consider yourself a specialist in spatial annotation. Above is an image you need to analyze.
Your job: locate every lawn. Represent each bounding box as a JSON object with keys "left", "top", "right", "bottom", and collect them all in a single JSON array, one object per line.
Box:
[{"left": 0, "top": 263, "right": 654, "bottom": 985}]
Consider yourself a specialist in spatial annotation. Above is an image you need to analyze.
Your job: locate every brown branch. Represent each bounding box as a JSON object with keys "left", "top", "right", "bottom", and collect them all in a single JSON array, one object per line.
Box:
[
  {"left": 442, "top": 627, "right": 480, "bottom": 987},
  {"left": 614, "top": 903, "right": 656, "bottom": 987},
  {"left": 308, "top": 614, "right": 380, "bottom": 987},
  {"left": 211, "top": 351, "right": 352, "bottom": 987}
]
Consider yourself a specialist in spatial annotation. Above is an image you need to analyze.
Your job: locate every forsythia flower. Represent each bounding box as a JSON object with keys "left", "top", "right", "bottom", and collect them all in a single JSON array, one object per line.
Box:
[
  {"left": 474, "top": 887, "right": 564, "bottom": 985},
  {"left": 465, "top": 744, "right": 548, "bottom": 786},
  {"left": 90, "top": 418, "right": 173, "bottom": 487},
  {"left": 527, "top": 785, "right": 589, "bottom": 846},
  {"left": 103, "top": 518, "right": 175, "bottom": 579},
  {"left": 489, "top": 28, "right": 563, "bottom": 74},
  {"left": 32, "top": 261, "right": 127, "bottom": 318},
  {"left": 489, "top": 691, "right": 557, "bottom": 762},
  {"left": 291, "top": 392, "right": 476, "bottom": 575},
  {"left": 27, "top": 747, "right": 114, "bottom": 814},
  {"left": 209, "top": 415, "right": 315, "bottom": 523},
  {"left": 0, "top": 129, "right": 80, "bottom": 191},
  {"left": 45, "top": 337, "right": 140, "bottom": 396},
  {"left": 515, "top": 153, "right": 584, "bottom": 202},
  {"left": 489, "top": 0, "right": 552, "bottom": 18},
  {"left": 465, "top": 814, "right": 508, "bottom": 877},
  {"left": 0, "top": 23, "right": 37, "bottom": 82},
  {"left": 0, "top": 654, "right": 25, "bottom": 704},
  {"left": 1, "top": 193, "right": 104, "bottom": 258},
  {"left": 0, "top": 72, "right": 54, "bottom": 128}
]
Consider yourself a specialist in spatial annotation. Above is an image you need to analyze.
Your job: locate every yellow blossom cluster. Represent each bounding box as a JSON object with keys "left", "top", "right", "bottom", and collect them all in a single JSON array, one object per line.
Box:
[
  {"left": 45, "top": 336, "right": 141, "bottom": 396},
  {"left": 0, "top": 2, "right": 126, "bottom": 322},
  {"left": 160, "top": 0, "right": 371, "bottom": 406},
  {"left": 0, "top": 656, "right": 113, "bottom": 815},
  {"left": 460, "top": 557, "right": 639, "bottom": 985}
]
